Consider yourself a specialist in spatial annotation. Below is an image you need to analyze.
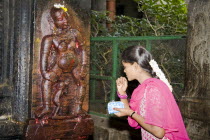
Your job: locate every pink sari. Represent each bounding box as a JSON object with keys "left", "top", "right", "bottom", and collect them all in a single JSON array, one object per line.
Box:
[{"left": 128, "top": 78, "right": 190, "bottom": 140}]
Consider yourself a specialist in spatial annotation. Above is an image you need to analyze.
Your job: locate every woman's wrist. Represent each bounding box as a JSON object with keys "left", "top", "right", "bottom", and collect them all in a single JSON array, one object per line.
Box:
[
  {"left": 130, "top": 111, "right": 135, "bottom": 118},
  {"left": 117, "top": 91, "right": 128, "bottom": 99},
  {"left": 117, "top": 90, "right": 126, "bottom": 94}
]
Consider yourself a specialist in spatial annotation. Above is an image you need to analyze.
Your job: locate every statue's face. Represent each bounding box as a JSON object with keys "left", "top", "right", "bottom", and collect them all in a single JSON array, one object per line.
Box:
[{"left": 53, "top": 10, "right": 68, "bottom": 29}]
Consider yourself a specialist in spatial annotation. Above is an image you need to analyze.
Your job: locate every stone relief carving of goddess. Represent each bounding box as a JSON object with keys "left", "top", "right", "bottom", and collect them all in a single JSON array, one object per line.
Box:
[{"left": 35, "top": 6, "right": 88, "bottom": 119}]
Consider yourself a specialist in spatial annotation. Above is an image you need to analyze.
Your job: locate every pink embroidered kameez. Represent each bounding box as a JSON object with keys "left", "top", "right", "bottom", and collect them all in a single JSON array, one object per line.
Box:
[{"left": 128, "top": 78, "right": 190, "bottom": 140}]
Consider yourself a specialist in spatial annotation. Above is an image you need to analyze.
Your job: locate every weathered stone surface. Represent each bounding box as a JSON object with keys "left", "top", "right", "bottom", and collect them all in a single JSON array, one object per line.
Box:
[
  {"left": 90, "top": 114, "right": 141, "bottom": 140},
  {"left": 179, "top": 98, "right": 210, "bottom": 121},
  {"left": 0, "top": 121, "right": 22, "bottom": 138},
  {"left": 0, "top": 0, "right": 33, "bottom": 138},
  {"left": 184, "top": 118, "right": 210, "bottom": 140},
  {"left": 26, "top": 115, "right": 94, "bottom": 140},
  {"left": 180, "top": 0, "right": 210, "bottom": 139}
]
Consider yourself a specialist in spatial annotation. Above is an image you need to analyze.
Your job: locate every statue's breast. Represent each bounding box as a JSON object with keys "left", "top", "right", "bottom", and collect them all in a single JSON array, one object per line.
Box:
[{"left": 58, "top": 42, "right": 68, "bottom": 52}]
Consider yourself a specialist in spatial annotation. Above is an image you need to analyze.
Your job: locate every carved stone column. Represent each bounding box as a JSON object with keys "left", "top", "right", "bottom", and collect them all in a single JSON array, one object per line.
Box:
[
  {"left": 179, "top": 0, "right": 210, "bottom": 139},
  {"left": 0, "top": 0, "right": 33, "bottom": 138}
]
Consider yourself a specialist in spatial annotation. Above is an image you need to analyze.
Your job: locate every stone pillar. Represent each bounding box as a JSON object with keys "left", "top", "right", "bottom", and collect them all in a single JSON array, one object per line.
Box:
[
  {"left": 0, "top": 0, "right": 33, "bottom": 138},
  {"left": 179, "top": 0, "right": 210, "bottom": 139}
]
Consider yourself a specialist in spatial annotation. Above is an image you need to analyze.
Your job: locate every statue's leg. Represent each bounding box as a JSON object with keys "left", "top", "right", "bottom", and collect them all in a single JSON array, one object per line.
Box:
[
  {"left": 35, "top": 79, "right": 53, "bottom": 118},
  {"left": 71, "top": 84, "right": 87, "bottom": 116},
  {"left": 52, "top": 82, "right": 65, "bottom": 116},
  {"left": 69, "top": 69, "right": 87, "bottom": 116},
  {"left": 71, "top": 71, "right": 80, "bottom": 86}
]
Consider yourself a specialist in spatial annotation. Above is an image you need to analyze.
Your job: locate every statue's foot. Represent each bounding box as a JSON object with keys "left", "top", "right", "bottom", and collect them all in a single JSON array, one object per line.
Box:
[
  {"left": 51, "top": 115, "right": 76, "bottom": 120},
  {"left": 71, "top": 108, "right": 87, "bottom": 117},
  {"left": 34, "top": 107, "right": 52, "bottom": 119}
]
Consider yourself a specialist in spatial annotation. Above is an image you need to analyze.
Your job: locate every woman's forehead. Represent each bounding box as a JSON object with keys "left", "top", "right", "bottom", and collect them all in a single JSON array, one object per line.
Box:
[{"left": 122, "top": 61, "right": 131, "bottom": 66}]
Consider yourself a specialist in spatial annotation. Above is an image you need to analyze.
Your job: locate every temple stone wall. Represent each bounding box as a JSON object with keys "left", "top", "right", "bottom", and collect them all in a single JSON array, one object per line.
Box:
[
  {"left": 179, "top": 0, "right": 210, "bottom": 139},
  {"left": 90, "top": 114, "right": 141, "bottom": 140}
]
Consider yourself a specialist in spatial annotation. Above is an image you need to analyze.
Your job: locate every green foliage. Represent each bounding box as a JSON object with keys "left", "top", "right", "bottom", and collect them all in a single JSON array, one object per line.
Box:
[
  {"left": 91, "top": 10, "right": 145, "bottom": 37},
  {"left": 91, "top": 11, "right": 111, "bottom": 37},
  {"left": 91, "top": 0, "right": 187, "bottom": 36},
  {"left": 134, "top": 0, "right": 187, "bottom": 36}
]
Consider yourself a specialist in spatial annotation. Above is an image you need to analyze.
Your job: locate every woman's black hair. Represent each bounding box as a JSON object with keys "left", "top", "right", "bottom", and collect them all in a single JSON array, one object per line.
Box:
[{"left": 122, "top": 45, "right": 158, "bottom": 78}]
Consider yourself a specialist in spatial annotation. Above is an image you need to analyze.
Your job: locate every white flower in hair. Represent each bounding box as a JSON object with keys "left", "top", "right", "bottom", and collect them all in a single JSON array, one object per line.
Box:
[
  {"left": 54, "top": 3, "right": 64, "bottom": 8},
  {"left": 149, "top": 59, "right": 173, "bottom": 92},
  {"left": 54, "top": 3, "right": 68, "bottom": 12}
]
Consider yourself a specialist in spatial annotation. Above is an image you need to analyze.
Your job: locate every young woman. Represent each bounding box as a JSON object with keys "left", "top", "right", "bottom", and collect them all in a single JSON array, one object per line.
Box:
[{"left": 114, "top": 46, "right": 190, "bottom": 140}]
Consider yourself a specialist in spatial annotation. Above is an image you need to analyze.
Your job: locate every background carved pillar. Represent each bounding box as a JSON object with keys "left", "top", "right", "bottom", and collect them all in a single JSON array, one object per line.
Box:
[
  {"left": 0, "top": 0, "right": 34, "bottom": 138},
  {"left": 179, "top": 0, "right": 210, "bottom": 139}
]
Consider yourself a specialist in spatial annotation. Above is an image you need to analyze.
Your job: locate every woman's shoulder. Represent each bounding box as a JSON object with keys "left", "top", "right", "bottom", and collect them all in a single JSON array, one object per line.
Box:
[
  {"left": 143, "top": 78, "right": 163, "bottom": 86},
  {"left": 144, "top": 78, "right": 171, "bottom": 93}
]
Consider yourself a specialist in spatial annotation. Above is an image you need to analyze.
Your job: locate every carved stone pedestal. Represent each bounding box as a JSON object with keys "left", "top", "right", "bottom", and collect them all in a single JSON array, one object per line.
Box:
[{"left": 25, "top": 114, "right": 94, "bottom": 140}]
